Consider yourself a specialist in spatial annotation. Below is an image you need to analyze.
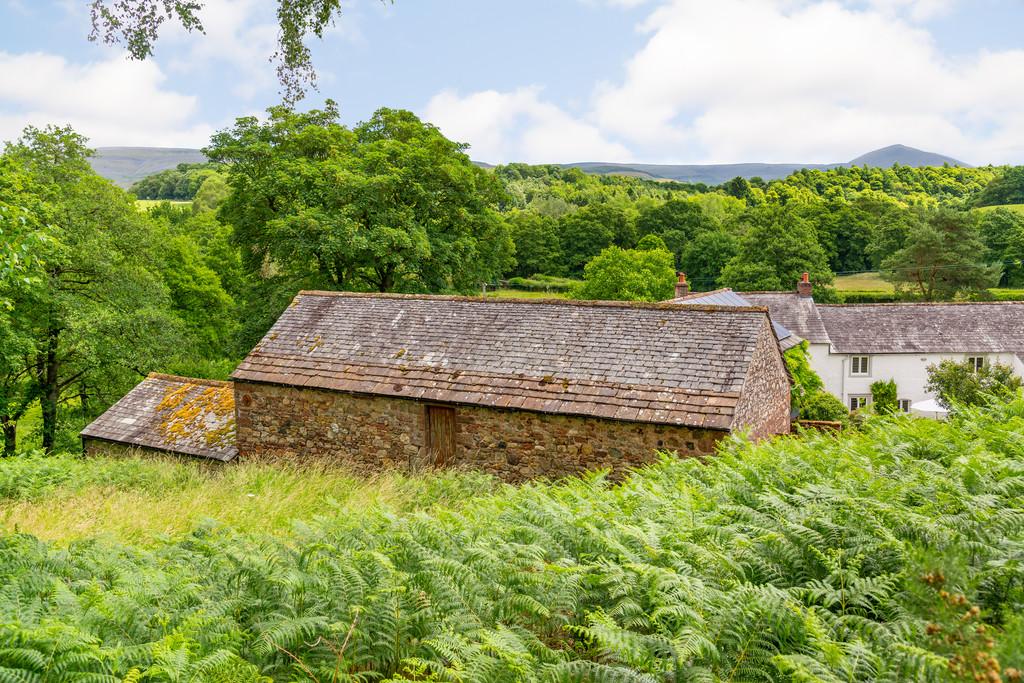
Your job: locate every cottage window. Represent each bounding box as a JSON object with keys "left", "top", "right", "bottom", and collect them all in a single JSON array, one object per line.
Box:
[
  {"left": 850, "top": 356, "right": 870, "bottom": 376},
  {"left": 849, "top": 395, "right": 870, "bottom": 411},
  {"left": 966, "top": 356, "right": 985, "bottom": 373},
  {"left": 898, "top": 399, "right": 912, "bottom": 413},
  {"left": 425, "top": 405, "right": 457, "bottom": 466}
]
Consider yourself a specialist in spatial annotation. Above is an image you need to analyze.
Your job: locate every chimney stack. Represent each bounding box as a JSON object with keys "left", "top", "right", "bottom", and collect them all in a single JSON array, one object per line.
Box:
[
  {"left": 797, "top": 272, "right": 813, "bottom": 298},
  {"left": 675, "top": 272, "right": 690, "bottom": 299}
]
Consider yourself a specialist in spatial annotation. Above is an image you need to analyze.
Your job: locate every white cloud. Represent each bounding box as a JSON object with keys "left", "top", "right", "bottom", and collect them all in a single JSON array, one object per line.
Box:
[
  {"left": 423, "top": 0, "right": 1024, "bottom": 165},
  {"left": 0, "top": 51, "right": 215, "bottom": 147},
  {"left": 424, "top": 87, "right": 631, "bottom": 164},
  {"left": 161, "top": 0, "right": 280, "bottom": 99}
]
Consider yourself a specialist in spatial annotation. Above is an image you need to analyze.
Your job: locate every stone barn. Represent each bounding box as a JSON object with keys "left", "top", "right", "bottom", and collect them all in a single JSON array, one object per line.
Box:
[{"left": 228, "top": 292, "right": 792, "bottom": 479}]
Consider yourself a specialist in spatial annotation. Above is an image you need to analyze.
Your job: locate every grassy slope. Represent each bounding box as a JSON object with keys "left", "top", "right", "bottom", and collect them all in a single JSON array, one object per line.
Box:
[
  {"left": 975, "top": 204, "right": 1024, "bottom": 215},
  {"left": 0, "top": 402, "right": 1023, "bottom": 680}
]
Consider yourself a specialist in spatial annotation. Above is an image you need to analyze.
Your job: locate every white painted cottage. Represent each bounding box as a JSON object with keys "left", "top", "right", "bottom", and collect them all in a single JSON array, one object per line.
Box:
[{"left": 670, "top": 275, "right": 1024, "bottom": 413}]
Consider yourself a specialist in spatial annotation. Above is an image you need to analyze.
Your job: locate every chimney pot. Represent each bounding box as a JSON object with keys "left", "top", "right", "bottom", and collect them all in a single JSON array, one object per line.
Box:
[
  {"left": 797, "top": 272, "right": 813, "bottom": 298},
  {"left": 675, "top": 272, "right": 690, "bottom": 298}
]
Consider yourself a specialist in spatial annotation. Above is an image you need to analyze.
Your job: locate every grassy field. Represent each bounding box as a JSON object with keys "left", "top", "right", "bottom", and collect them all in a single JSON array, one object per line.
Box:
[
  {"left": 135, "top": 198, "right": 191, "bottom": 210},
  {"left": 975, "top": 203, "right": 1024, "bottom": 215},
  {"left": 484, "top": 287, "right": 570, "bottom": 299},
  {"left": 834, "top": 271, "right": 895, "bottom": 292},
  {"left": 0, "top": 402, "right": 1022, "bottom": 679}
]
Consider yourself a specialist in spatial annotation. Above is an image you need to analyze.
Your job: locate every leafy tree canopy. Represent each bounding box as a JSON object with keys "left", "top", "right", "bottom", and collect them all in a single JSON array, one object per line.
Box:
[
  {"left": 971, "top": 166, "right": 1024, "bottom": 208},
  {"left": 129, "top": 162, "right": 220, "bottom": 200},
  {"left": 719, "top": 206, "right": 834, "bottom": 292},
  {"left": 207, "top": 102, "right": 514, "bottom": 294},
  {"left": 1, "top": 126, "right": 180, "bottom": 452},
  {"left": 881, "top": 209, "right": 1001, "bottom": 300},
  {"left": 505, "top": 211, "right": 562, "bottom": 278},
  {"left": 679, "top": 229, "right": 739, "bottom": 291},
  {"left": 571, "top": 242, "right": 675, "bottom": 302},
  {"left": 558, "top": 204, "right": 637, "bottom": 276}
]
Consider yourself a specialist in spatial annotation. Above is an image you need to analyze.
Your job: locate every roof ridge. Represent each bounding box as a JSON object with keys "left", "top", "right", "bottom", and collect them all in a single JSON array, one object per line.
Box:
[
  {"left": 146, "top": 372, "right": 232, "bottom": 387},
  {"left": 296, "top": 290, "right": 771, "bottom": 315},
  {"left": 674, "top": 287, "right": 734, "bottom": 300},
  {"left": 740, "top": 291, "right": 803, "bottom": 296},
  {"left": 819, "top": 300, "right": 1024, "bottom": 309}
]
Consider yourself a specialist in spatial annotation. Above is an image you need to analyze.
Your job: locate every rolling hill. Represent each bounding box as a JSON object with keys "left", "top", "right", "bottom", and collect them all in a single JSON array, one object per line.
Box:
[
  {"left": 562, "top": 145, "right": 972, "bottom": 184},
  {"left": 90, "top": 144, "right": 971, "bottom": 188},
  {"left": 91, "top": 147, "right": 207, "bottom": 187}
]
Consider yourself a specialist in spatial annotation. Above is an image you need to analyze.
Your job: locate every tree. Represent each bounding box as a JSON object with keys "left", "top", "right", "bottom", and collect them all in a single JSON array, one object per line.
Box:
[
  {"left": 679, "top": 230, "right": 738, "bottom": 291},
  {"left": 971, "top": 166, "right": 1024, "bottom": 207},
  {"left": 505, "top": 211, "right": 562, "bottom": 277},
  {"left": 87, "top": 0, "right": 382, "bottom": 102},
  {"left": 191, "top": 172, "right": 230, "bottom": 214},
  {"left": 571, "top": 240, "right": 675, "bottom": 302},
  {"left": 881, "top": 209, "right": 1001, "bottom": 300},
  {"left": 870, "top": 379, "right": 898, "bottom": 415},
  {"left": 208, "top": 104, "right": 513, "bottom": 294},
  {"left": 129, "top": 162, "right": 219, "bottom": 200},
  {"left": 722, "top": 176, "right": 752, "bottom": 201},
  {"left": 719, "top": 206, "right": 833, "bottom": 291},
  {"left": 636, "top": 199, "right": 715, "bottom": 263},
  {"left": 1003, "top": 221, "right": 1024, "bottom": 288},
  {"left": 558, "top": 204, "right": 636, "bottom": 276},
  {"left": 926, "top": 359, "right": 1022, "bottom": 409},
  {"left": 0, "top": 126, "right": 179, "bottom": 452}
]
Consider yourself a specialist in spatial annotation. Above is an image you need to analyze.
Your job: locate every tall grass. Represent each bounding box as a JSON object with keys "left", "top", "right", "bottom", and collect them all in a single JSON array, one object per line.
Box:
[
  {"left": 0, "top": 400, "right": 1023, "bottom": 680},
  {"left": 0, "top": 454, "right": 495, "bottom": 543}
]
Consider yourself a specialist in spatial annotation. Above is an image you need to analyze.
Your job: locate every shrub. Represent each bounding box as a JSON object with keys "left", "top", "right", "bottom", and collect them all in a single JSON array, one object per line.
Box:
[
  {"left": 800, "top": 389, "right": 849, "bottom": 422},
  {"left": 870, "top": 378, "right": 899, "bottom": 414},
  {"left": 926, "top": 358, "right": 1022, "bottom": 409}
]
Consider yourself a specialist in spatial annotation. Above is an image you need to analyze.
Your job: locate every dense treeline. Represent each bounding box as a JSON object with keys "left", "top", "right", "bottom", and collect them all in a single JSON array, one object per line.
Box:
[
  {"left": 0, "top": 400, "right": 1023, "bottom": 680},
  {"left": 128, "top": 161, "right": 223, "bottom": 200},
  {"left": 493, "top": 161, "right": 1024, "bottom": 296}
]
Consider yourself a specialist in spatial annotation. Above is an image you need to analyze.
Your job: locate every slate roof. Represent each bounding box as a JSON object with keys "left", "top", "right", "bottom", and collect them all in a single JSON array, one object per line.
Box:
[
  {"left": 817, "top": 302, "right": 1024, "bottom": 355},
  {"left": 669, "top": 288, "right": 802, "bottom": 351},
  {"left": 80, "top": 374, "right": 237, "bottom": 462},
  {"left": 232, "top": 292, "right": 780, "bottom": 430},
  {"left": 741, "top": 292, "right": 831, "bottom": 344}
]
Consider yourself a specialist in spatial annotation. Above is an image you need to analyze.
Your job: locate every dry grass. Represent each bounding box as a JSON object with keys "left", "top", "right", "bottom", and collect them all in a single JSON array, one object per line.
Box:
[{"left": 0, "top": 454, "right": 495, "bottom": 545}]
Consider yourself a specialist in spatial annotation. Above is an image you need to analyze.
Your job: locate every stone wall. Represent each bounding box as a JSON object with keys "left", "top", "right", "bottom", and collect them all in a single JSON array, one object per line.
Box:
[
  {"left": 733, "top": 319, "right": 793, "bottom": 439},
  {"left": 234, "top": 381, "right": 730, "bottom": 481}
]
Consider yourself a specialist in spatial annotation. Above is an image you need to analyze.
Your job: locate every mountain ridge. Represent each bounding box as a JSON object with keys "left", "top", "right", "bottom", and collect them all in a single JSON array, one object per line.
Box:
[{"left": 90, "top": 144, "right": 972, "bottom": 188}]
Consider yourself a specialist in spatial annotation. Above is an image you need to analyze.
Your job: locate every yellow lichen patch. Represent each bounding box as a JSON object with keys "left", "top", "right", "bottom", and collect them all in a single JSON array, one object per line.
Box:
[{"left": 156, "top": 383, "right": 236, "bottom": 450}]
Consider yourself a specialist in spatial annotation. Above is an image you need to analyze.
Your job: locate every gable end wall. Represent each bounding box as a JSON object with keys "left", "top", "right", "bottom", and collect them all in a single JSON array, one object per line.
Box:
[{"left": 733, "top": 319, "right": 792, "bottom": 439}]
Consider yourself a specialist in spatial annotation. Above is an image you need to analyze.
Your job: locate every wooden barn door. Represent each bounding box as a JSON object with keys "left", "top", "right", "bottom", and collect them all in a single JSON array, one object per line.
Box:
[{"left": 426, "top": 406, "right": 456, "bottom": 466}]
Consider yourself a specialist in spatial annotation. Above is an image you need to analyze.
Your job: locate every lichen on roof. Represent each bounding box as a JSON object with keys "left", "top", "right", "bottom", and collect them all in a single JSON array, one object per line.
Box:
[
  {"left": 156, "top": 381, "right": 236, "bottom": 451},
  {"left": 80, "top": 373, "right": 238, "bottom": 462}
]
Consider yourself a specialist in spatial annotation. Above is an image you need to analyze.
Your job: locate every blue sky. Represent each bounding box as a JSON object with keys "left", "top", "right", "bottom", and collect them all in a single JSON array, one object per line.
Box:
[{"left": 1, "top": 0, "right": 1023, "bottom": 164}]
